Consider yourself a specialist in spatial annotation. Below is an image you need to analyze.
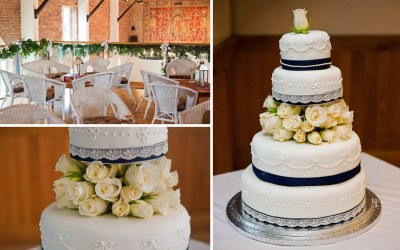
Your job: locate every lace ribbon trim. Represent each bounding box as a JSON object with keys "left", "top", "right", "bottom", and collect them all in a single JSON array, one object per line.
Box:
[
  {"left": 70, "top": 141, "right": 168, "bottom": 163},
  {"left": 242, "top": 195, "right": 366, "bottom": 228},
  {"left": 272, "top": 87, "right": 343, "bottom": 105}
]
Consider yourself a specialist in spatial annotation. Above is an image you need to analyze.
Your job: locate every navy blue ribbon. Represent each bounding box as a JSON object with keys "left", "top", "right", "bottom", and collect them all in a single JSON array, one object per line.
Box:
[
  {"left": 252, "top": 164, "right": 361, "bottom": 186},
  {"left": 281, "top": 58, "right": 331, "bottom": 71},
  {"left": 70, "top": 153, "right": 166, "bottom": 164}
]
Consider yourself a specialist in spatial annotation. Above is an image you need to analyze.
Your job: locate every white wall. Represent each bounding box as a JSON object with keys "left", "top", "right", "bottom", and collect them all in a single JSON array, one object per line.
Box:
[
  {"left": 78, "top": 0, "right": 89, "bottom": 41},
  {"left": 109, "top": 0, "right": 119, "bottom": 42},
  {"left": 21, "top": 0, "right": 39, "bottom": 40},
  {"left": 231, "top": 0, "right": 400, "bottom": 35}
]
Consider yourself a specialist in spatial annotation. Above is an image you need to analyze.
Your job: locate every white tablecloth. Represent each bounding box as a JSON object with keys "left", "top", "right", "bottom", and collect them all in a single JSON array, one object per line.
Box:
[
  {"left": 214, "top": 153, "right": 400, "bottom": 250},
  {"left": 30, "top": 239, "right": 209, "bottom": 250}
]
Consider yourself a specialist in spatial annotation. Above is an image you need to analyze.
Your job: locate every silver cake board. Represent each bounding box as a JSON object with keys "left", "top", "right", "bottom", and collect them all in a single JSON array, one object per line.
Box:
[{"left": 226, "top": 189, "right": 381, "bottom": 246}]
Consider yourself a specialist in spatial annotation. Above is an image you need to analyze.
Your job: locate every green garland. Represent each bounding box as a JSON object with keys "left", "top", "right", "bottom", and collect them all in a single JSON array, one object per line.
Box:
[{"left": 0, "top": 38, "right": 210, "bottom": 61}]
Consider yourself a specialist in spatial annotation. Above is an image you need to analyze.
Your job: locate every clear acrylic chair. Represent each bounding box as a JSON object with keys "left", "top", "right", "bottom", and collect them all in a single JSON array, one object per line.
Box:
[
  {"left": 0, "top": 104, "right": 64, "bottom": 124},
  {"left": 22, "top": 76, "right": 66, "bottom": 120},
  {"left": 0, "top": 69, "right": 27, "bottom": 108}
]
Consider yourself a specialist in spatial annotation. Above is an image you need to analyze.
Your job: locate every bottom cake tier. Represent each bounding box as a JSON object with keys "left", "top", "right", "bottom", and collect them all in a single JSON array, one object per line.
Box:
[
  {"left": 241, "top": 165, "right": 366, "bottom": 222},
  {"left": 40, "top": 203, "right": 191, "bottom": 250}
]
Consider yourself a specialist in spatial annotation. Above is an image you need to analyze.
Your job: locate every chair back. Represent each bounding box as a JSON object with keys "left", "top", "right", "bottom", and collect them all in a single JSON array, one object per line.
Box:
[
  {"left": 108, "top": 63, "right": 134, "bottom": 87},
  {"left": 0, "top": 104, "right": 64, "bottom": 124},
  {"left": 81, "top": 58, "right": 110, "bottom": 73},
  {"left": 23, "top": 76, "right": 66, "bottom": 105},
  {"left": 0, "top": 70, "right": 13, "bottom": 93},
  {"left": 148, "top": 72, "right": 179, "bottom": 85},
  {"left": 21, "top": 59, "right": 70, "bottom": 77},
  {"left": 140, "top": 70, "right": 152, "bottom": 96},
  {"left": 71, "top": 88, "right": 132, "bottom": 124},
  {"left": 71, "top": 72, "right": 113, "bottom": 91},
  {"left": 166, "top": 59, "right": 196, "bottom": 78},
  {"left": 178, "top": 100, "right": 210, "bottom": 124},
  {"left": 149, "top": 82, "right": 179, "bottom": 114},
  {"left": 178, "top": 86, "right": 198, "bottom": 109}
]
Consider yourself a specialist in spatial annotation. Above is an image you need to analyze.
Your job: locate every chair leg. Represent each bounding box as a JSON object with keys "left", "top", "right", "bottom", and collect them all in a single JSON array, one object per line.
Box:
[
  {"left": 127, "top": 87, "right": 136, "bottom": 106},
  {"left": 151, "top": 115, "right": 156, "bottom": 124},
  {"left": 135, "top": 97, "right": 144, "bottom": 112},
  {"left": 0, "top": 96, "right": 7, "bottom": 108},
  {"left": 144, "top": 100, "right": 152, "bottom": 119}
]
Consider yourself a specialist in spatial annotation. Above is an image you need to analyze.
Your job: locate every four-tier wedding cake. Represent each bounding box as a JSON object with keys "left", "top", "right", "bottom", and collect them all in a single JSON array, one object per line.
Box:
[
  {"left": 40, "top": 127, "right": 190, "bottom": 250},
  {"left": 241, "top": 9, "right": 366, "bottom": 227}
]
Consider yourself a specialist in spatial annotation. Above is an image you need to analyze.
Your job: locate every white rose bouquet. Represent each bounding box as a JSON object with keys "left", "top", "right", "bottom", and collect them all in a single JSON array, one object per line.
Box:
[
  {"left": 260, "top": 98, "right": 355, "bottom": 144},
  {"left": 53, "top": 155, "right": 181, "bottom": 218}
]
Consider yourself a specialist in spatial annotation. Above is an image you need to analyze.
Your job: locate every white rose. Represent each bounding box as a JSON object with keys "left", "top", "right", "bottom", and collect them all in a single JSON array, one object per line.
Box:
[
  {"left": 277, "top": 103, "right": 301, "bottom": 118},
  {"left": 148, "top": 190, "right": 174, "bottom": 215},
  {"left": 170, "top": 189, "right": 181, "bottom": 209},
  {"left": 53, "top": 177, "right": 71, "bottom": 198},
  {"left": 110, "top": 164, "right": 127, "bottom": 178},
  {"left": 320, "top": 129, "right": 339, "bottom": 143},
  {"left": 125, "top": 162, "right": 159, "bottom": 193},
  {"left": 293, "top": 130, "right": 306, "bottom": 143},
  {"left": 55, "top": 154, "right": 82, "bottom": 175},
  {"left": 293, "top": 8, "right": 309, "bottom": 31},
  {"left": 157, "top": 158, "right": 179, "bottom": 190},
  {"left": 307, "top": 131, "right": 322, "bottom": 145},
  {"left": 120, "top": 185, "right": 143, "bottom": 203},
  {"left": 111, "top": 200, "right": 130, "bottom": 217},
  {"left": 261, "top": 114, "right": 283, "bottom": 134},
  {"left": 326, "top": 103, "right": 342, "bottom": 118},
  {"left": 65, "top": 181, "right": 95, "bottom": 205},
  {"left": 78, "top": 196, "right": 109, "bottom": 217},
  {"left": 282, "top": 115, "right": 302, "bottom": 131},
  {"left": 305, "top": 106, "right": 328, "bottom": 127},
  {"left": 56, "top": 195, "right": 78, "bottom": 209},
  {"left": 272, "top": 128, "right": 294, "bottom": 141},
  {"left": 337, "top": 99, "right": 347, "bottom": 108},
  {"left": 263, "top": 95, "right": 278, "bottom": 110},
  {"left": 342, "top": 111, "right": 354, "bottom": 124},
  {"left": 95, "top": 178, "right": 122, "bottom": 202},
  {"left": 301, "top": 120, "right": 315, "bottom": 133},
  {"left": 130, "top": 200, "right": 154, "bottom": 219},
  {"left": 320, "top": 114, "right": 338, "bottom": 129},
  {"left": 259, "top": 112, "right": 269, "bottom": 131},
  {"left": 84, "top": 161, "right": 117, "bottom": 184},
  {"left": 332, "top": 124, "right": 353, "bottom": 140}
]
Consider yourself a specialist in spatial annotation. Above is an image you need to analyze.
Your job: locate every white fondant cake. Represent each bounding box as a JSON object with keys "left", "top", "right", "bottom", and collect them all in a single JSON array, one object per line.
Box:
[
  {"left": 41, "top": 203, "right": 190, "bottom": 250},
  {"left": 40, "top": 127, "right": 190, "bottom": 250},
  {"left": 251, "top": 131, "right": 361, "bottom": 178},
  {"left": 272, "top": 66, "right": 343, "bottom": 103},
  {"left": 279, "top": 30, "right": 331, "bottom": 60},
  {"left": 241, "top": 10, "right": 368, "bottom": 228},
  {"left": 69, "top": 127, "right": 168, "bottom": 163}
]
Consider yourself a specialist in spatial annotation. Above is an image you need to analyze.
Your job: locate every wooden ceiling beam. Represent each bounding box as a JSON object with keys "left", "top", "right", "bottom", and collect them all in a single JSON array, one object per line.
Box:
[
  {"left": 34, "top": 0, "right": 50, "bottom": 19},
  {"left": 87, "top": 0, "right": 105, "bottom": 22},
  {"left": 117, "top": 0, "right": 144, "bottom": 22}
]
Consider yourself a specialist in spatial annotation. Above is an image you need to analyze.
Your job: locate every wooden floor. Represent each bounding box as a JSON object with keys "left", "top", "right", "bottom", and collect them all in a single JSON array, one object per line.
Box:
[{"left": 2, "top": 83, "right": 171, "bottom": 124}]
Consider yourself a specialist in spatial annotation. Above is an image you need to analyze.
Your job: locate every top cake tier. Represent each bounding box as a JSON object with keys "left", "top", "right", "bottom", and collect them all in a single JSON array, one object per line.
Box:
[
  {"left": 279, "top": 30, "right": 331, "bottom": 62},
  {"left": 69, "top": 127, "right": 168, "bottom": 164}
]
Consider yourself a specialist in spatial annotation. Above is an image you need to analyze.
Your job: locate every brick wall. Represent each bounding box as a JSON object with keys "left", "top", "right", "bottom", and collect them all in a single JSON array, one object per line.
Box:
[
  {"left": 39, "top": 0, "right": 78, "bottom": 40},
  {"left": 119, "top": 1, "right": 144, "bottom": 42},
  {"left": 0, "top": 0, "right": 21, "bottom": 44},
  {"left": 89, "top": 0, "right": 110, "bottom": 41}
]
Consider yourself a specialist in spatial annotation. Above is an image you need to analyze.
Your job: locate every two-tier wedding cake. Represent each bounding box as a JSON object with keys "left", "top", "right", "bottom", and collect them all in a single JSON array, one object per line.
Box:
[
  {"left": 40, "top": 127, "right": 190, "bottom": 250},
  {"left": 241, "top": 9, "right": 366, "bottom": 228}
]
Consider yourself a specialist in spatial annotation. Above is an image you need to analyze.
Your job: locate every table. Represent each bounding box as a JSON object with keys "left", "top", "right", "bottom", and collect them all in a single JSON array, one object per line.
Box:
[
  {"left": 214, "top": 153, "right": 400, "bottom": 250},
  {"left": 176, "top": 79, "right": 210, "bottom": 102},
  {"left": 46, "top": 72, "right": 95, "bottom": 89},
  {"left": 29, "top": 239, "right": 209, "bottom": 250}
]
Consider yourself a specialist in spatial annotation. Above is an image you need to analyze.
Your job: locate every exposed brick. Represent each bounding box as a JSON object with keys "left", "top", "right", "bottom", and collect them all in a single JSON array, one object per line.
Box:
[
  {"left": 0, "top": 0, "right": 21, "bottom": 44},
  {"left": 89, "top": 0, "right": 110, "bottom": 42}
]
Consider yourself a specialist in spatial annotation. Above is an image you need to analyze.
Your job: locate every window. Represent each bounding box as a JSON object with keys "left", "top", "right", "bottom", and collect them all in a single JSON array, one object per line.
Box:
[{"left": 62, "top": 6, "right": 78, "bottom": 41}]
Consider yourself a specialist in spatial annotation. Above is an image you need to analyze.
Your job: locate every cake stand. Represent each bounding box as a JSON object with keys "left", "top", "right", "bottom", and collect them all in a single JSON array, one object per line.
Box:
[{"left": 226, "top": 188, "right": 381, "bottom": 246}]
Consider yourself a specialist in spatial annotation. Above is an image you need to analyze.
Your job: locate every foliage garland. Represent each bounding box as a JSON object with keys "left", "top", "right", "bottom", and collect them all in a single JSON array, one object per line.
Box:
[{"left": 0, "top": 39, "right": 210, "bottom": 61}]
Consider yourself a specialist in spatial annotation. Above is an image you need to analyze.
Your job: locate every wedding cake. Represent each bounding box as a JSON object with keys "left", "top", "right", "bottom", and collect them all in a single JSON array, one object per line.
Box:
[
  {"left": 40, "top": 127, "right": 191, "bottom": 250},
  {"left": 241, "top": 9, "right": 366, "bottom": 227}
]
